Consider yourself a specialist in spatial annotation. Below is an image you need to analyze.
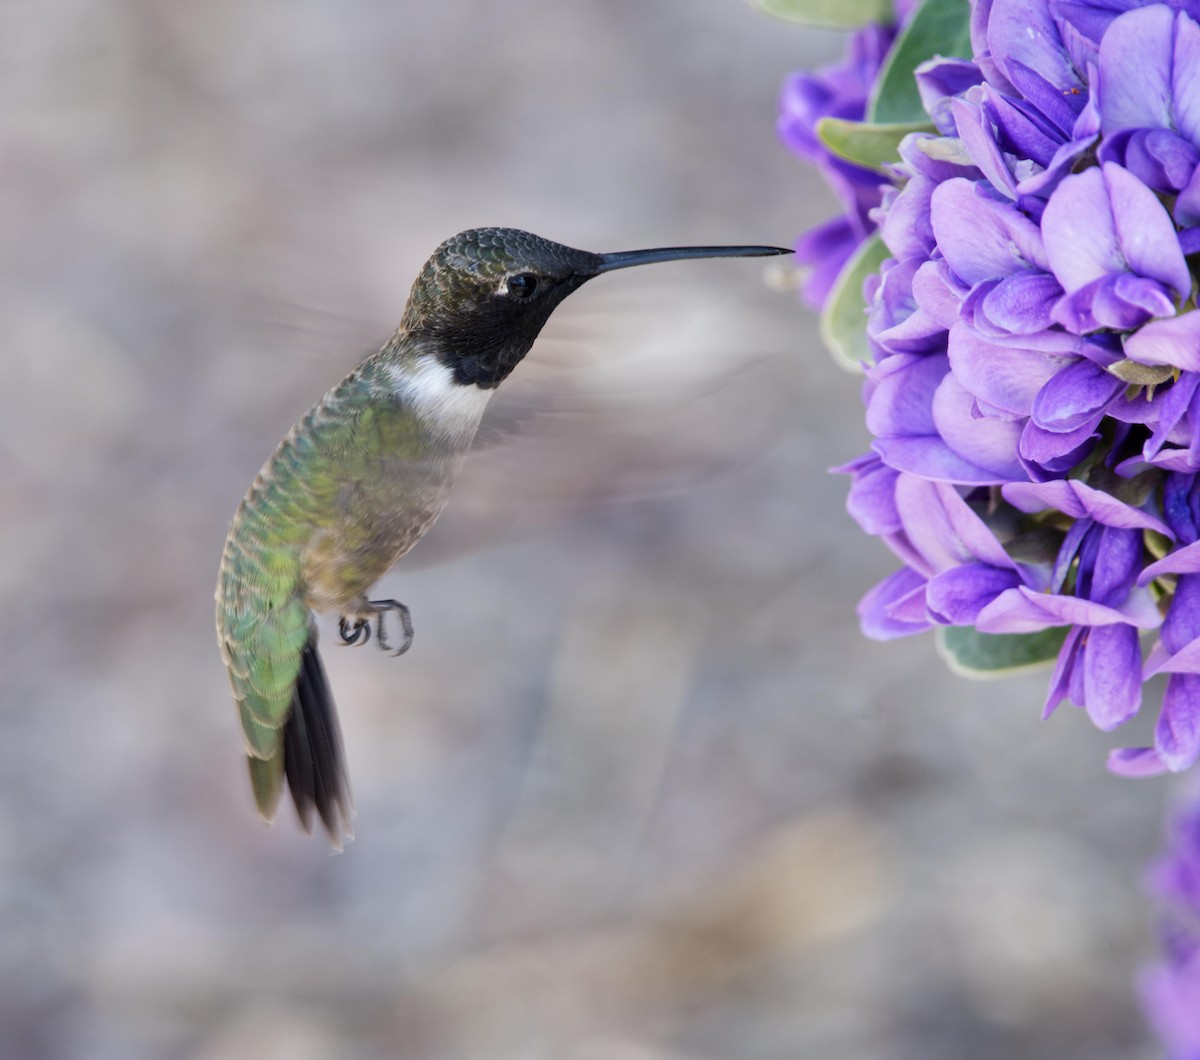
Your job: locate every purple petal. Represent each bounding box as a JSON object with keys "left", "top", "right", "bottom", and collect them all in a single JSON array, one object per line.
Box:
[
  {"left": 1143, "top": 449, "right": 1200, "bottom": 473},
  {"left": 932, "top": 375, "right": 1027, "bottom": 480},
  {"left": 873, "top": 437, "right": 1012, "bottom": 484},
  {"left": 1156, "top": 673, "right": 1200, "bottom": 771},
  {"left": 947, "top": 326, "right": 1064, "bottom": 416},
  {"left": 1145, "top": 373, "right": 1200, "bottom": 460},
  {"left": 865, "top": 354, "right": 946, "bottom": 438},
  {"left": 1149, "top": 639, "right": 1200, "bottom": 676},
  {"left": 1099, "top": 7, "right": 1200, "bottom": 145},
  {"left": 1082, "top": 622, "right": 1143, "bottom": 729},
  {"left": 1002, "top": 478, "right": 1173, "bottom": 533},
  {"left": 1007, "top": 59, "right": 1082, "bottom": 135},
  {"left": 1099, "top": 6, "right": 1180, "bottom": 132},
  {"left": 926, "top": 564, "right": 1023, "bottom": 624},
  {"left": 1051, "top": 274, "right": 1173, "bottom": 334},
  {"left": 1174, "top": 12, "right": 1200, "bottom": 146},
  {"left": 951, "top": 93, "right": 1018, "bottom": 197},
  {"left": 1107, "top": 746, "right": 1169, "bottom": 776},
  {"left": 1177, "top": 164, "right": 1200, "bottom": 226},
  {"left": 975, "top": 584, "right": 1162, "bottom": 633},
  {"left": 1164, "top": 574, "right": 1200, "bottom": 655},
  {"left": 843, "top": 455, "right": 902, "bottom": 537},
  {"left": 1042, "top": 167, "right": 1122, "bottom": 289},
  {"left": 876, "top": 301, "right": 950, "bottom": 353},
  {"left": 1094, "top": 273, "right": 1180, "bottom": 329},
  {"left": 894, "top": 473, "right": 966, "bottom": 572},
  {"left": 1054, "top": 2, "right": 1125, "bottom": 62},
  {"left": 932, "top": 178, "right": 1049, "bottom": 284},
  {"left": 831, "top": 452, "right": 875, "bottom": 476},
  {"left": 1031, "top": 357, "right": 1124, "bottom": 432},
  {"left": 893, "top": 475, "right": 1017, "bottom": 572},
  {"left": 1181, "top": 224, "right": 1200, "bottom": 255},
  {"left": 1042, "top": 164, "right": 1189, "bottom": 297},
  {"left": 858, "top": 567, "right": 931, "bottom": 640},
  {"left": 1067, "top": 633, "right": 1087, "bottom": 707},
  {"left": 912, "top": 260, "right": 965, "bottom": 331},
  {"left": 1100, "top": 128, "right": 1200, "bottom": 194},
  {"left": 1107, "top": 163, "right": 1191, "bottom": 295},
  {"left": 1089, "top": 526, "right": 1145, "bottom": 605},
  {"left": 1163, "top": 474, "right": 1200, "bottom": 546},
  {"left": 973, "top": 586, "right": 1067, "bottom": 634},
  {"left": 984, "top": 85, "right": 1060, "bottom": 168},
  {"left": 1051, "top": 519, "right": 1091, "bottom": 594},
  {"left": 1143, "top": 542, "right": 1200, "bottom": 582},
  {"left": 1018, "top": 419, "right": 1099, "bottom": 471},
  {"left": 972, "top": 272, "right": 1063, "bottom": 335},
  {"left": 917, "top": 58, "right": 986, "bottom": 132},
  {"left": 936, "top": 480, "right": 1019, "bottom": 569},
  {"left": 1124, "top": 312, "right": 1200, "bottom": 371},
  {"left": 1044, "top": 625, "right": 1083, "bottom": 718},
  {"left": 871, "top": 260, "right": 945, "bottom": 355},
  {"left": 887, "top": 578, "right": 935, "bottom": 625},
  {"left": 1018, "top": 129, "right": 1098, "bottom": 198},
  {"left": 983, "top": 0, "right": 1081, "bottom": 100},
  {"left": 881, "top": 175, "right": 937, "bottom": 261}
]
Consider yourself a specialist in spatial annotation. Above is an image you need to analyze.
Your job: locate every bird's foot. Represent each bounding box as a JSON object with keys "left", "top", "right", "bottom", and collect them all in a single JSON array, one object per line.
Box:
[
  {"left": 370, "top": 599, "right": 414, "bottom": 656},
  {"left": 338, "top": 615, "right": 370, "bottom": 646},
  {"left": 337, "top": 599, "right": 413, "bottom": 657}
]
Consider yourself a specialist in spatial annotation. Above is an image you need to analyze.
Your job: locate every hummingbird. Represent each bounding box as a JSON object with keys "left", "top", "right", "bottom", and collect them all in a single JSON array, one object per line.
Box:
[{"left": 216, "top": 227, "right": 790, "bottom": 845}]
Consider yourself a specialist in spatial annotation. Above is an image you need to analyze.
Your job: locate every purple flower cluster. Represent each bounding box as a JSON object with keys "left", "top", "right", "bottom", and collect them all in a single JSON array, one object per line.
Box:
[
  {"left": 1142, "top": 787, "right": 1200, "bottom": 1057},
  {"left": 820, "top": 0, "right": 1200, "bottom": 774}
]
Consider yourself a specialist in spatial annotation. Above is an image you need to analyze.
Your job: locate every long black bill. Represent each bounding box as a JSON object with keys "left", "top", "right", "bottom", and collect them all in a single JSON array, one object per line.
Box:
[{"left": 596, "top": 244, "right": 792, "bottom": 273}]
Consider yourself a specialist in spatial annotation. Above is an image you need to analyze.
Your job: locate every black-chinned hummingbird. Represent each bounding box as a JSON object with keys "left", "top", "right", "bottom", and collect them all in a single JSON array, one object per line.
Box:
[{"left": 216, "top": 227, "right": 790, "bottom": 845}]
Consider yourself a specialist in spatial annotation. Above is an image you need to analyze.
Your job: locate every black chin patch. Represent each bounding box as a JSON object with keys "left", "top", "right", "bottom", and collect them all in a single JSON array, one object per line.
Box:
[{"left": 431, "top": 277, "right": 585, "bottom": 389}]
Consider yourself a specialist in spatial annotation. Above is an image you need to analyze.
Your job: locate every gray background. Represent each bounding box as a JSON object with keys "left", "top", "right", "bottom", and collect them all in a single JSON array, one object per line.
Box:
[{"left": 2, "top": 2, "right": 1173, "bottom": 1058}]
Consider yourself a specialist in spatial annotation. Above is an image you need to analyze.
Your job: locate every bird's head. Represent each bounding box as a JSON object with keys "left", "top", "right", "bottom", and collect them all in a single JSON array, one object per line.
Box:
[
  {"left": 400, "top": 228, "right": 601, "bottom": 388},
  {"left": 400, "top": 227, "right": 790, "bottom": 389}
]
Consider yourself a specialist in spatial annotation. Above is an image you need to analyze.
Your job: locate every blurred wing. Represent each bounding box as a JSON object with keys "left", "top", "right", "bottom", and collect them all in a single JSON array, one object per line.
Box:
[{"left": 410, "top": 331, "right": 798, "bottom": 566}]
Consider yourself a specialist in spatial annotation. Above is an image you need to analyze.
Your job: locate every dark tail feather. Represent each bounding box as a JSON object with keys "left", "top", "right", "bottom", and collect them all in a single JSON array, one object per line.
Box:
[{"left": 282, "top": 630, "right": 353, "bottom": 846}]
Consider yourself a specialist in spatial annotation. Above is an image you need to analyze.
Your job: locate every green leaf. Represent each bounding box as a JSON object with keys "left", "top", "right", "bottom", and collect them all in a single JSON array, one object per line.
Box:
[
  {"left": 817, "top": 117, "right": 933, "bottom": 172},
  {"left": 868, "top": 0, "right": 973, "bottom": 124},
  {"left": 819, "top": 232, "right": 889, "bottom": 371},
  {"left": 936, "top": 625, "right": 1068, "bottom": 678},
  {"left": 755, "top": 0, "right": 895, "bottom": 29}
]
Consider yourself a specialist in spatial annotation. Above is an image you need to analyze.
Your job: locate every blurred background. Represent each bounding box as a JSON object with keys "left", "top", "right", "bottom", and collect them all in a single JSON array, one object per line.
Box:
[{"left": 0, "top": 2, "right": 1177, "bottom": 1057}]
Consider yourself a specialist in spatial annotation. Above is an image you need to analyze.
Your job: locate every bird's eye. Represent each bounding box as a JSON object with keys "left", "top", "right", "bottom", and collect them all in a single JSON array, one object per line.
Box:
[{"left": 506, "top": 273, "right": 538, "bottom": 299}]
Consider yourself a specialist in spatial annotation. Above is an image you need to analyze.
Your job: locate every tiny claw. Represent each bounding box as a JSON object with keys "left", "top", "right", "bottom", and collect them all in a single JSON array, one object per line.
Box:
[
  {"left": 370, "top": 599, "right": 414, "bottom": 657},
  {"left": 338, "top": 615, "right": 370, "bottom": 646}
]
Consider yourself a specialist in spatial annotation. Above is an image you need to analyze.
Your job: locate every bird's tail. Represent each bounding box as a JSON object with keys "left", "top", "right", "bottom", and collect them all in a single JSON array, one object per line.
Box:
[{"left": 247, "top": 628, "right": 353, "bottom": 846}]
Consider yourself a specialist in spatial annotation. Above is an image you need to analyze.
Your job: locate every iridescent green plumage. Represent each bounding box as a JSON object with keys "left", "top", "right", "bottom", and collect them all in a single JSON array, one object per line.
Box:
[
  {"left": 217, "top": 357, "right": 457, "bottom": 840},
  {"left": 216, "top": 228, "right": 790, "bottom": 845}
]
